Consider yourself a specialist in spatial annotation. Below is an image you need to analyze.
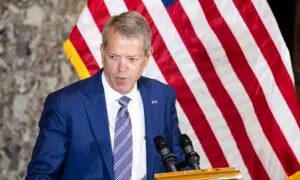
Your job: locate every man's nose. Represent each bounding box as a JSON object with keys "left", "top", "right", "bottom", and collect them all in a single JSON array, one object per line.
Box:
[{"left": 118, "top": 58, "right": 128, "bottom": 72}]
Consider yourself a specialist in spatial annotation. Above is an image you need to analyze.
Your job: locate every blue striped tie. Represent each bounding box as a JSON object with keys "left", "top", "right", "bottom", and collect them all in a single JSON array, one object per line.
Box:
[{"left": 113, "top": 96, "right": 132, "bottom": 180}]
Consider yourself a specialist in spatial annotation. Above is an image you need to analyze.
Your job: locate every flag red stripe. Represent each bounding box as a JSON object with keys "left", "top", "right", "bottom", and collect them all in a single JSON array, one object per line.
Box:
[
  {"left": 167, "top": 1, "right": 268, "bottom": 179},
  {"left": 124, "top": 0, "right": 229, "bottom": 167},
  {"left": 87, "top": 0, "right": 110, "bottom": 33},
  {"left": 200, "top": 0, "right": 300, "bottom": 176},
  {"left": 233, "top": 0, "right": 300, "bottom": 128},
  {"left": 69, "top": 26, "right": 100, "bottom": 75}
]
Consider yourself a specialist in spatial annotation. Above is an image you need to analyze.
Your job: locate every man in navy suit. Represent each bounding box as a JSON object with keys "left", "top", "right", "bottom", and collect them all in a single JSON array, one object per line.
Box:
[{"left": 26, "top": 11, "right": 185, "bottom": 180}]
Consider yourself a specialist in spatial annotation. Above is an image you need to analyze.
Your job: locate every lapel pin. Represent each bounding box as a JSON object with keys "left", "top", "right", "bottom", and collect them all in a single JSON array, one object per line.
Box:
[{"left": 151, "top": 100, "right": 158, "bottom": 104}]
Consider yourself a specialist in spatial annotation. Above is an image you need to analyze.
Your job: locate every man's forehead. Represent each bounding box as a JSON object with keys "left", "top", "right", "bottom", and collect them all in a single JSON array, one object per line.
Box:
[{"left": 108, "top": 29, "right": 143, "bottom": 41}]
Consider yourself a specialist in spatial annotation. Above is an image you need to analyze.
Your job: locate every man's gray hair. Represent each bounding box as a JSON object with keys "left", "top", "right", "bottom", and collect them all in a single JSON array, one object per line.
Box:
[{"left": 102, "top": 11, "right": 152, "bottom": 55}]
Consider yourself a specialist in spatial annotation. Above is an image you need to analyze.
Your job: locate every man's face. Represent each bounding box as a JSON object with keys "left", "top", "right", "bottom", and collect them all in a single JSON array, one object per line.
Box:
[{"left": 101, "top": 30, "right": 150, "bottom": 94}]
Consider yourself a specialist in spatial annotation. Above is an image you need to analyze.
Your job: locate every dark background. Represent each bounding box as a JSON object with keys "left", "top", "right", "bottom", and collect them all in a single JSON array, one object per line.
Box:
[
  {"left": 268, "top": 0, "right": 297, "bottom": 53},
  {"left": 268, "top": 0, "right": 300, "bottom": 97}
]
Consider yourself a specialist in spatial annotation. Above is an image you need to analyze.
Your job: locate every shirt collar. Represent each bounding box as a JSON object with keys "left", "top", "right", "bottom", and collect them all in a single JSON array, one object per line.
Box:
[{"left": 102, "top": 73, "right": 139, "bottom": 104}]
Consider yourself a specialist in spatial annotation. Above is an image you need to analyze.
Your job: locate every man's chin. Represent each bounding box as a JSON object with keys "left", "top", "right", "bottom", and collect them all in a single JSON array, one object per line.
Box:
[{"left": 114, "top": 86, "right": 132, "bottom": 95}]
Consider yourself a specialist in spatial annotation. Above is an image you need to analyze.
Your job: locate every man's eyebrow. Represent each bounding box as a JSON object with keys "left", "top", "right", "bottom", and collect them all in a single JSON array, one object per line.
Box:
[
  {"left": 106, "top": 51, "right": 142, "bottom": 57},
  {"left": 107, "top": 52, "right": 120, "bottom": 56}
]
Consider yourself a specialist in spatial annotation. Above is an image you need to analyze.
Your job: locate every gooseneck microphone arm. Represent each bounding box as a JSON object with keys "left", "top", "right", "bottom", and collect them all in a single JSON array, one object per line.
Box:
[{"left": 154, "top": 136, "right": 178, "bottom": 172}]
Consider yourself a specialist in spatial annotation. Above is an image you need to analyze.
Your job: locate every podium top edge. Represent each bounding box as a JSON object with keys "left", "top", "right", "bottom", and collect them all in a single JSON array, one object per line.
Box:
[{"left": 154, "top": 167, "right": 241, "bottom": 178}]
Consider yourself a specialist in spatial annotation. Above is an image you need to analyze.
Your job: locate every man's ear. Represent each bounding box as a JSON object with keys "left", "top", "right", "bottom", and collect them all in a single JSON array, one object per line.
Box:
[
  {"left": 145, "top": 47, "right": 152, "bottom": 67},
  {"left": 100, "top": 44, "right": 104, "bottom": 65}
]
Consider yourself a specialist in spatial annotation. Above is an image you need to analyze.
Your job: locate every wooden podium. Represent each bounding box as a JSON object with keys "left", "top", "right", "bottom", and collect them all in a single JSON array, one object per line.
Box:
[{"left": 154, "top": 167, "right": 243, "bottom": 180}]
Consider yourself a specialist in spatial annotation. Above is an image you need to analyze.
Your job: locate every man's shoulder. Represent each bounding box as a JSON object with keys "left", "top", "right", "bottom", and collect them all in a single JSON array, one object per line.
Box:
[
  {"left": 140, "top": 76, "right": 169, "bottom": 88},
  {"left": 139, "top": 76, "right": 175, "bottom": 96}
]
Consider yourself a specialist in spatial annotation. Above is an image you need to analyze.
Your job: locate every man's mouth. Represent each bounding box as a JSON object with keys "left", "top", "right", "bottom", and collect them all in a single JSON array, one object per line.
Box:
[
  {"left": 115, "top": 77, "right": 128, "bottom": 82},
  {"left": 116, "top": 77, "right": 126, "bottom": 80}
]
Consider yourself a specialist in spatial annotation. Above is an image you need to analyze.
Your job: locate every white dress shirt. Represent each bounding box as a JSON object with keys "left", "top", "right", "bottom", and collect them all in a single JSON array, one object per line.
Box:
[{"left": 102, "top": 74, "right": 147, "bottom": 180}]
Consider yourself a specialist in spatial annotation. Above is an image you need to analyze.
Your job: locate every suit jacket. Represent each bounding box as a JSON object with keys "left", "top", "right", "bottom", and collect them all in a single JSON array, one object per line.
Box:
[{"left": 26, "top": 70, "right": 185, "bottom": 180}]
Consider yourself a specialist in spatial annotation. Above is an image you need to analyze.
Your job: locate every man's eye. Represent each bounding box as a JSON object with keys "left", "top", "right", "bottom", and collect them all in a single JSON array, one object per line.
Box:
[
  {"left": 109, "top": 55, "right": 118, "bottom": 60},
  {"left": 129, "top": 57, "right": 138, "bottom": 62}
]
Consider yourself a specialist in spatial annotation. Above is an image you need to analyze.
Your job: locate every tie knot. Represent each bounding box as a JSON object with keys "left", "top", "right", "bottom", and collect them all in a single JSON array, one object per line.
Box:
[{"left": 118, "top": 96, "right": 131, "bottom": 107}]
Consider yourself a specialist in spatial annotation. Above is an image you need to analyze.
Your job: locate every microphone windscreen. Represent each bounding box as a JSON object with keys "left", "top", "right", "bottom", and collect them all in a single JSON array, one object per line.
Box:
[
  {"left": 154, "top": 135, "right": 178, "bottom": 172},
  {"left": 179, "top": 134, "right": 193, "bottom": 147},
  {"left": 154, "top": 135, "right": 168, "bottom": 151}
]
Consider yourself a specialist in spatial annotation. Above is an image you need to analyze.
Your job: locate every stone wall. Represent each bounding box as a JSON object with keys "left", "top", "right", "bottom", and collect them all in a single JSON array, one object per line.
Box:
[{"left": 0, "top": 0, "right": 84, "bottom": 179}]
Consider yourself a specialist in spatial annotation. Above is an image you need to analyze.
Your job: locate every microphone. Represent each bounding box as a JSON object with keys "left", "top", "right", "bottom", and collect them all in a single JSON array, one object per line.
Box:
[
  {"left": 154, "top": 136, "right": 178, "bottom": 172},
  {"left": 179, "top": 134, "right": 200, "bottom": 170}
]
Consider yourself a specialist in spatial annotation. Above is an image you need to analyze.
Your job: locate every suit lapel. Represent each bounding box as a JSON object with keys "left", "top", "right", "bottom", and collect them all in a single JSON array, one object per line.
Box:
[
  {"left": 138, "top": 78, "right": 159, "bottom": 179},
  {"left": 82, "top": 71, "right": 114, "bottom": 180}
]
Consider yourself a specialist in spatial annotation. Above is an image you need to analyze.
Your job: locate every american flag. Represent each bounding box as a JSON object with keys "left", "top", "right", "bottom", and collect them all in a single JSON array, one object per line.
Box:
[{"left": 64, "top": 0, "right": 300, "bottom": 179}]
